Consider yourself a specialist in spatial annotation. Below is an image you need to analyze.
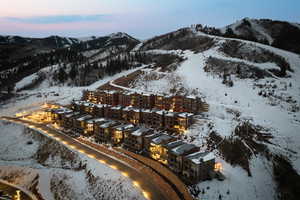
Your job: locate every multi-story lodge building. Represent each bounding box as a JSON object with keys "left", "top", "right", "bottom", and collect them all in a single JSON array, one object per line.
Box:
[
  {"left": 123, "top": 127, "right": 153, "bottom": 152},
  {"left": 85, "top": 118, "right": 108, "bottom": 135},
  {"left": 110, "top": 123, "right": 135, "bottom": 145},
  {"left": 95, "top": 120, "right": 120, "bottom": 144},
  {"left": 148, "top": 134, "right": 176, "bottom": 164},
  {"left": 71, "top": 100, "right": 194, "bottom": 133},
  {"left": 160, "top": 140, "right": 185, "bottom": 165},
  {"left": 82, "top": 89, "right": 205, "bottom": 114},
  {"left": 72, "top": 114, "right": 93, "bottom": 135},
  {"left": 182, "top": 151, "right": 215, "bottom": 184},
  {"left": 168, "top": 143, "right": 199, "bottom": 174}
]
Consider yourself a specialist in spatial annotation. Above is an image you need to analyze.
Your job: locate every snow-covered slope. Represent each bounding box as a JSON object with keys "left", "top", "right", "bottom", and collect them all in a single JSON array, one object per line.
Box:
[
  {"left": 0, "top": 121, "right": 145, "bottom": 200},
  {"left": 128, "top": 29, "right": 300, "bottom": 200},
  {"left": 219, "top": 18, "right": 300, "bottom": 54}
]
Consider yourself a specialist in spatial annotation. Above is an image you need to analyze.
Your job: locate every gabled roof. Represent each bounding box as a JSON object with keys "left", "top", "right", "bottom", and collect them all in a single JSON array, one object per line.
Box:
[
  {"left": 185, "top": 151, "right": 215, "bottom": 164},
  {"left": 130, "top": 127, "right": 151, "bottom": 137},
  {"left": 99, "top": 121, "right": 118, "bottom": 128},
  {"left": 86, "top": 118, "right": 107, "bottom": 124},
  {"left": 170, "top": 143, "right": 197, "bottom": 156},
  {"left": 111, "top": 105, "right": 123, "bottom": 110},
  {"left": 144, "top": 133, "right": 163, "bottom": 140},
  {"left": 178, "top": 112, "right": 194, "bottom": 118},
  {"left": 113, "top": 124, "right": 134, "bottom": 131},
  {"left": 163, "top": 140, "right": 184, "bottom": 149},
  {"left": 151, "top": 134, "right": 174, "bottom": 145},
  {"left": 65, "top": 111, "right": 80, "bottom": 118},
  {"left": 55, "top": 108, "right": 72, "bottom": 114},
  {"left": 77, "top": 114, "right": 93, "bottom": 121}
]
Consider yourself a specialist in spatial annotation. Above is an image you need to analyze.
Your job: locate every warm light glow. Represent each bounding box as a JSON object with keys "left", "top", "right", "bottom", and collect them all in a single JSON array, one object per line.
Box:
[
  {"left": 98, "top": 159, "right": 106, "bottom": 164},
  {"left": 88, "top": 154, "right": 95, "bottom": 159},
  {"left": 14, "top": 190, "right": 21, "bottom": 200},
  {"left": 121, "top": 172, "right": 129, "bottom": 177},
  {"left": 133, "top": 181, "right": 140, "bottom": 188},
  {"left": 110, "top": 165, "right": 118, "bottom": 170},
  {"left": 143, "top": 191, "right": 150, "bottom": 200},
  {"left": 78, "top": 149, "right": 85, "bottom": 153},
  {"left": 214, "top": 162, "right": 223, "bottom": 172}
]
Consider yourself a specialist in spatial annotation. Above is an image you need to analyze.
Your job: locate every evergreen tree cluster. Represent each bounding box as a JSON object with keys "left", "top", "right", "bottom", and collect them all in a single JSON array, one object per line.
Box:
[{"left": 0, "top": 48, "right": 85, "bottom": 89}]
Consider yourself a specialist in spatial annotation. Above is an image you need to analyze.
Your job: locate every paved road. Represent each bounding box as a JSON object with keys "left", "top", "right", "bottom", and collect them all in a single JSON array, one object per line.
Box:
[
  {"left": 0, "top": 180, "right": 37, "bottom": 200},
  {"left": 1, "top": 117, "right": 179, "bottom": 200}
]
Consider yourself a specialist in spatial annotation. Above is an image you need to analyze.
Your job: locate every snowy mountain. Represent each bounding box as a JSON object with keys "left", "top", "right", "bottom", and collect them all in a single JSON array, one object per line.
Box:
[
  {"left": 1, "top": 18, "right": 300, "bottom": 200},
  {"left": 0, "top": 32, "right": 141, "bottom": 94},
  {"left": 219, "top": 18, "right": 300, "bottom": 54}
]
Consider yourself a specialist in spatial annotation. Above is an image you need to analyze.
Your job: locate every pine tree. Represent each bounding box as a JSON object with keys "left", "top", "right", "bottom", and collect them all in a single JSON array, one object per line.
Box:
[
  {"left": 69, "top": 64, "right": 77, "bottom": 80},
  {"left": 58, "top": 67, "right": 67, "bottom": 83}
]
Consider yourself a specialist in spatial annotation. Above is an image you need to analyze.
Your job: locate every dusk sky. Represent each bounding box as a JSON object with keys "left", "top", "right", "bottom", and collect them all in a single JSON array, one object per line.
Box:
[{"left": 1, "top": 0, "right": 299, "bottom": 39}]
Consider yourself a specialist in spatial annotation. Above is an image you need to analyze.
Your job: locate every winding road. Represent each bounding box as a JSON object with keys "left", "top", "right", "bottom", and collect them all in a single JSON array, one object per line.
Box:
[
  {"left": 0, "top": 179, "right": 37, "bottom": 200},
  {"left": 0, "top": 117, "right": 187, "bottom": 200}
]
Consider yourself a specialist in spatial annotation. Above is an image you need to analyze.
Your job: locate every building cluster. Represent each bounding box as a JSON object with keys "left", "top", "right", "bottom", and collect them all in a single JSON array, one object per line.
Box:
[
  {"left": 44, "top": 100, "right": 215, "bottom": 184},
  {"left": 71, "top": 100, "right": 194, "bottom": 133},
  {"left": 82, "top": 90, "right": 207, "bottom": 114}
]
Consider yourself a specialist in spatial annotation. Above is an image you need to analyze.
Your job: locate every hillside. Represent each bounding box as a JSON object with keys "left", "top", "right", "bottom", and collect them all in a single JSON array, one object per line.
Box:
[
  {"left": 0, "top": 32, "right": 141, "bottom": 96},
  {"left": 120, "top": 27, "right": 300, "bottom": 200},
  {"left": 197, "top": 18, "right": 300, "bottom": 54}
]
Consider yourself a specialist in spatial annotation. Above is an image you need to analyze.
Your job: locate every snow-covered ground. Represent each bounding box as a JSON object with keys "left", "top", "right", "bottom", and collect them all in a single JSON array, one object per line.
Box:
[
  {"left": 129, "top": 35, "right": 300, "bottom": 200},
  {"left": 0, "top": 121, "right": 145, "bottom": 200},
  {"left": 0, "top": 65, "right": 146, "bottom": 117}
]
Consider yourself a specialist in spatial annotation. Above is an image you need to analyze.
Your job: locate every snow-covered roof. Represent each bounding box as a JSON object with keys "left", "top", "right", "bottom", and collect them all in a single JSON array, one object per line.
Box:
[
  {"left": 130, "top": 127, "right": 151, "bottom": 137},
  {"left": 65, "top": 111, "right": 80, "bottom": 118},
  {"left": 178, "top": 112, "right": 194, "bottom": 118},
  {"left": 123, "top": 106, "right": 134, "bottom": 111},
  {"left": 86, "top": 118, "right": 107, "bottom": 124},
  {"left": 186, "top": 95, "right": 197, "bottom": 99},
  {"left": 77, "top": 114, "right": 93, "bottom": 121},
  {"left": 73, "top": 100, "right": 85, "bottom": 105},
  {"left": 55, "top": 108, "right": 72, "bottom": 114},
  {"left": 142, "top": 109, "right": 152, "bottom": 113},
  {"left": 151, "top": 134, "right": 174, "bottom": 145},
  {"left": 113, "top": 124, "right": 134, "bottom": 131},
  {"left": 142, "top": 92, "right": 151, "bottom": 96},
  {"left": 133, "top": 108, "right": 140, "bottom": 113},
  {"left": 165, "top": 112, "right": 176, "bottom": 117},
  {"left": 163, "top": 140, "right": 184, "bottom": 149},
  {"left": 99, "top": 121, "right": 118, "bottom": 128},
  {"left": 84, "top": 102, "right": 95, "bottom": 107},
  {"left": 185, "top": 151, "right": 215, "bottom": 164},
  {"left": 111, "top": 106, "right": 122, "bottom": 110},
  {"left": 155, "top": 110, "right": 165, "bottom": 115},
  {"left": 107, "top": 90, "right": 117, "bottom": 94},
  {"left": 170, "top": 143, "right": 197, "bottom": 156},
  {"left": 144, "top": 133, "right": 162, "bottom": 139}
]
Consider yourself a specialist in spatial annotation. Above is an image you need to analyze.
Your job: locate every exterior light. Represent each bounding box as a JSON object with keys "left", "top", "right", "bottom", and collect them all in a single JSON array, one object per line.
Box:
[{"left": 214, "top": 162, "right": 222, "bottom": 172}]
